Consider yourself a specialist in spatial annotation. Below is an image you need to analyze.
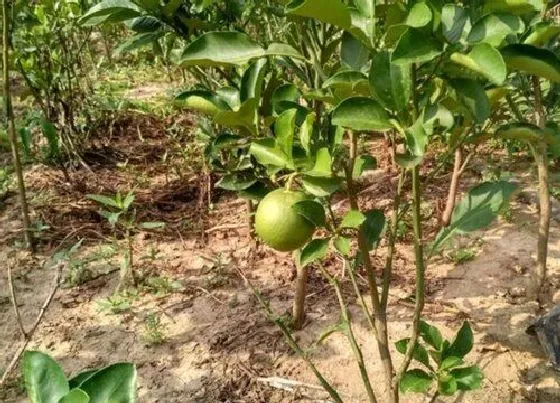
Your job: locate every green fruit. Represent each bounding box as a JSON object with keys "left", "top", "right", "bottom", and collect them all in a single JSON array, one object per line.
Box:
[{"left": 255, "top": 189, "right": 315, "bottom": 252}]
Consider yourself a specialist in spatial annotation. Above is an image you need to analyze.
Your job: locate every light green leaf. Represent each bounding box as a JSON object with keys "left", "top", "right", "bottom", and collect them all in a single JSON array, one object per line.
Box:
[
  {"left": 87, "top": 194, "right": 121, "bottom": 209},
  {"left": 139, "top": 222, "right": 165, "bottom": 230},
  {"left": 79, "top": 363, "right": 136, "bottom": 403},
  {"left": 275, "top": 109, "right": 297, "bottom": 163},
  {"left": 333, "top": 236, "right": 351, "bottom": 256},
  {"left": 176, "top": 90, "right": 231, "bottom": 116},
  {"left": 299, "top": 238, "right": 330, "bottom": 267},
  {"left": 353, "top": 154, "right": 377, "bottom": 178},
  {"left": 341, "top": 210, "right": 366, "bottom": 229},
  {"left": 249, "top": 138, "right": 289, "bottom": 168},
  {"left": 440, "top": 356, "right": 464, "bottom": 370},
  {"left": 438, "top": 374, "right": 458, "bottom": 396},
  {"left": 432, "top": 181, "right": 517, "bottom": 252},
  {"left": 307, "top": 148, "right": 333, "bottom": 177},
  {"left": 524, "top": 21, "right": 560, "bottom": 46},
  {"left": 441, "top": 4, "right": 469, "bottom": 43},
  {"left": 79, "top": 0, "right": 141, "bottom": 26},
  {"left": 405, "top": 117, "right": 428, "bottom": 157},
  {"left": 370, "top": 51, "right": 411, "bottom": 112},
  {"left": 450, "top": 43, "right": 507, "bottom": 85},
  {"left": 292, "top": 200, "right": 326, "bottom": 227},
  {"left": 468, "top": 13, "right": 524, "bottom": 47},
  {"left": 406, "top": 2, "right": 432, "bottom": 28},
  {"left": 332, "top": 97, "right": 392, "bottom": 131},
  {"left": 323, "top": 71, "right": 370, "bottom": 102},
  {"left": 286, "top": 0, "right": 352, "bottom": 29},
  {"left": 299, "top": 112, "right": 315, "bottom": 154},
  {"left": 501, "top": 44, "right": 560, "bottom": 82},
  {"left": 214, "top": 99, "right": 259, "bottom": 134},
  {"left": 450, "top": 366, "right": 484, "bottom": 390},
  {"left": 23, "top": 351, "right": 69, "bottom": 403},
  {"left": 240, "top": 59, "right": 268, "bottom": 103},
  {"left": 59, "top": 389, "right": 90, "bottom": 403},
  {"left": 483, "top": 0, "right": 544, "bottom": 16},
  {"left": 301, "top": 176, "right": 342, "bottom": 197},
  {"left": 392, "top": 28, "right": 444, "bottom": 65},
  {"left": 399, "top": 369, "right": 433, "bottom": 394}
]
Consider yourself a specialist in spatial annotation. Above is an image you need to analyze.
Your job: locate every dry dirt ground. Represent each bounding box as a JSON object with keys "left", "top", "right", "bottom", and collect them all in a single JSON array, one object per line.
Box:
[{"left": 1, "top": 112, "right": 560, "bottom": 402}]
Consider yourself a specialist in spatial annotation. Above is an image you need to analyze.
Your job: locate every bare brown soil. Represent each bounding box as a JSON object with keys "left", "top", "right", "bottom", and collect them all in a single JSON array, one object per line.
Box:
[{"left": 1, "top": 111, "right": 560, "bottom": 402}]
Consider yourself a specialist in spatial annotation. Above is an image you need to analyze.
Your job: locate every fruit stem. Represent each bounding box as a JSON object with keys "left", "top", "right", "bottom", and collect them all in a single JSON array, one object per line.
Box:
[{"left": 285, "top": 172, "right": 297, "bottom": 191}]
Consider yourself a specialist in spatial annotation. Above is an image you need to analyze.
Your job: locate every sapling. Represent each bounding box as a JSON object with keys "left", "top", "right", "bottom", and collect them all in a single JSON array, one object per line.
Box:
[{"left": 87, "top": 191, "right": 164, "bottom": 292}]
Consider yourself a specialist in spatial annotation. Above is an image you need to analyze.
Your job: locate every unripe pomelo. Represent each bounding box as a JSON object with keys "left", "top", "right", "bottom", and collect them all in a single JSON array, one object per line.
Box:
[{"left": 255, "top": 189, "right": 315, "bottom": 252}]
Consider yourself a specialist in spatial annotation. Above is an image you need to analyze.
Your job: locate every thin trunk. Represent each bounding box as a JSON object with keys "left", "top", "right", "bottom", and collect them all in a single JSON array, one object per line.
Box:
[
  {"left": 347, "top": 130, "right": 397, "bottom": 403},
  {"left": 441, "top": 147, "right": 463, "bottom": 227},
  {"left": 292, "top": 258, "right": 307, "bottom": 330},
  {"left": 532, "top": 76, "right": 550, "bottom": 300},
  {"left": 3, "top": 0, "right": 33, "bottom": 250}
]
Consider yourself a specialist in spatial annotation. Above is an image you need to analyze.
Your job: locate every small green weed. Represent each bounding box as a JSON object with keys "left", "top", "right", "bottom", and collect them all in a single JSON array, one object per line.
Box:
[
  {"left": 142, "top": 312, "right": 167, "bottom": 345},
  {"left": 448, "top": 248, "right": 476, "bottom": 265},
  {"left": 97, "top": 292, "right": 137, "bottom": 314}
]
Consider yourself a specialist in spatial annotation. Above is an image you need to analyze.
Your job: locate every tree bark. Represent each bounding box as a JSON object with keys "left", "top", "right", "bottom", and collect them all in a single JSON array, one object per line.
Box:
[{"left": 3, "top": 0, "right": 33, "bottom": 250}]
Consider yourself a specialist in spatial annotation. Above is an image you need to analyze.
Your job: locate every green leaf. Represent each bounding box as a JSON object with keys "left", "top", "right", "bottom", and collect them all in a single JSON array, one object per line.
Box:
[
  {"left": 353, "top": 154, "right": 377, "bottom": 178},
  {"left": 59, "top": 389, "right": 90, "bottom": 403},
  {"left": 214, "top": 99, "right": 259, "bottom": 134},
  {"left": 275, "top": 109, "right": 297, "bottom": 163},
  {"left": 87, "top": 194, "right": 121, "bottom": 209},
  {"left": 79, "top": 363, "right": 136, "bottom": 403},
  {"left": 286, "top": 0, "right": 352, "bottom": 30},
  {"left": 323, "top": 71, "right": 370, "bottom": 102},
  {"left": 341, "top": 32, "right": 370, "bottom": 71},
  {"left": 496, "top": 122, "right": 557, "bottom": 145},
  {"left": 399, "top": 369, "right": 433, "bottom": 394},
  {"left": 301, "top": 176, "right": 342, "bottom": 197},
  {"left": 249, "top": 138, "right": 289, "bottom": 167},
  {"left": 395, "top": 153, "right": 423, "bottom": 168},
  {"left": 438, "top": 374, "right": 458, "bottom": 396},
  {"left": 440, "top": 356, "right": 464, "bottom": 370},
  {"left": 79, "top": 0, "right": 141, "bottom": 26},
  {"left": 115, "top": 32, "right": 163, "bottom": 55},
  {"left": 405, "top": 117, "right": 428, "bottom": 157},
  {"left": 370, "top": 51, "right": 411, "bottom": 111},
  {"left": 130, "top": 15, "right": 161, "bottom": 33},
  {"left": 449, "top": 79, "right": 490, "bottom": 123},
  {"left": 69, "top": 370, "right": 98, "bottom": 389},
  {"left": 445, "top": 322, "right": 474, "bottom": 359},
  {"left": 524, "top": 21, "right": 560, "bottom": 46},
  {"left": 501, "top": 44, "right": 560, "bottom": 82},
  {"left": 423, "top": 103, "right": 454, "bottom": 136},
  {"left": 240, "top": 59, "right": 268, "bottom": 102},
  {"left": 237, "top": 182, "right": 270, "bottom": 201},
  {"left": 216, "top": 174, "right": 257, "bottom": 191},
  {"left": 419, "top": 320, "right": 443, "bottom": 350},
  {"left": 299, "top": 238, "right": 330, "bottom": 267},
  {"left": 392, "top": 28, "right": 443, "bottom": 65},
  {"left": 468, "top": 13, "right": 524, "bottom": 47},
  {"left": 176, "top": 90, "right": 231, "bottom": 116},
  {"left": 180, "top": 32, "right": 301, "bottom": 66},
  {"left": 432, "top": 181, "right": 516, "bottom": 252},
  {"left": 292, "top": 200, "right": 326, "bottom": 227},
  {"left": 395, "top": 339, "right": 432, "bottom": 369},
  {"left": 23, "top": 351, "right": 69, "bottom": 403},
  {"left": 299, "top": 112, "right": 315, "bottom": 154},
  {"left": 450, "top": 43, "right": 507, "bottom": 85},
  {"left": 341, "top": 210, "right": 366, "bottom": 229},
  {"left": 450, "top": 366, "right": 483, "bottom": 390},
  {"left": 360, "top": 209, "right": 386, "bottom": 250},
  {"left": 483, "top": 0, "right": 544, "bottom": 16},
  {"left": 307, "top": 148, "right": 333, "bottom": 177},
  {"left": 331, "top": 97, "right": 392, "bottom": 131},
  {"left": 406, "top": 2, "right": 432, "bottom": 28},
  {"left": 139, "top": 222, "right": 165, "bottom": 230},
  {"left": 41, "top": 120, "right": 59, "bottom": 159},
  {"left": 441, "top": 4, "right": 469, "bottom": 43},
  {"left": 272, "top": 84, "right": 302, "bottom": 115},
  {"left": 122, "top": 192, "right": 134, "bottom": 211},
  {"left": 19, "top": 127, "right": 32, "bottom": 157},
  {"left": 333, "top": 236, "right": 351, "bottom": 256}
]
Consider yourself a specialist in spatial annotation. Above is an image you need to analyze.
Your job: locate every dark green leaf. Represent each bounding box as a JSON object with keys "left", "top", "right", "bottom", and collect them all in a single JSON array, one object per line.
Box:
[
  {"left": 23, "top": 351, "right": 69, "bottom": 403},
  {"left": 445, "top": 322, "right": 474, "bottom": 359},
  {"left": 501, "top": 44, "right": 560, "bottom": 82},
  {"left": 79, "top": 0, "right": 141, "bottom": 26},
  {"left": 69, "top": 370, "right": 98, "bottom": 390},
  {"left": 360, "top": 209, "right": 386, "bottom": 250},
  {"left": 286, "top": 0, "right": 352, "bottom": 29},
  {"left": 392, "top": 28, "right": 443, "bottom": 65},
  {"left": 432, "top": 181, "right": 517, "bottom": 252},
  {"left": 130, "top": 15, "right": 161, "bottom": 32},
  {"left": 79, "top": 363, "right": 136, "bottom": 403},
  {"left": 450, "top": 366, "right": 483, "bottom": 390},
  {"left": 341, "top": 32, "right": 370, "bottom": 71},
  {"left": 419, "top": 320, "right": 443, "bottom": 350},
  {"left": 299, "top": 238, "right": 330, "bottom": 267},
  {"left": 370, "top": 51, "right": 411, "bottom": 111},
  {"left": 272, "top": 84, "right": 302, "bottom": 115},
  {"left": 237, "top": 182, "right": 270, "bottom": 201},
  {"left": 395, "top": 153, "right": 423, "bottom": 168},
  {"left": 216, "top": 174, "right": 257, "bottom": 191},
  {"left": 116, "top": 32, "right": 163, "bottom": 55},
  {"left": 399, "top": 369, "right": 433, "bottom": 394},
  {"left": 331, "top": 97, "right": 392, "bottom": 131},
  {"left": 449, "top": 79, "right": 490, "bottom": 123},
  {"left": 441, "top": 4, "right": 469, "bottom": 43},
  {"left": 292, "top": 200, "right": 326, "bottom": 227},
  {"left": 240, "top": 59, "right": 268, "bottom": 103}
]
